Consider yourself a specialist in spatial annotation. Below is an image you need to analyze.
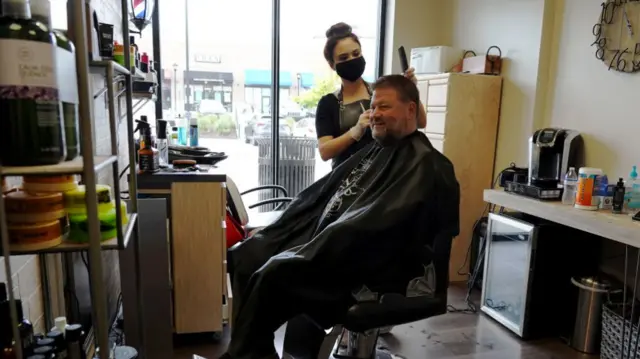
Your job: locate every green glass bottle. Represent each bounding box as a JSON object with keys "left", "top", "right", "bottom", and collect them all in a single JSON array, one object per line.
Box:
[
  {"left": 0, "top": 0, "right": 65, "bottom": 166},
  {"left": 31, "top": 0, "right": 78, "bottom": 161}
]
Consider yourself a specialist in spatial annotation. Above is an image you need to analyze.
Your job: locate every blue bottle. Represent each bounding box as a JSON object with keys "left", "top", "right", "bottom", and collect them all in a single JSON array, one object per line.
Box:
[
  {"left": 189, "top": 124, "right": 199, "bottom": 146},
  {"left": 177, "top": 114, "right": 188, "bottom": 146}
]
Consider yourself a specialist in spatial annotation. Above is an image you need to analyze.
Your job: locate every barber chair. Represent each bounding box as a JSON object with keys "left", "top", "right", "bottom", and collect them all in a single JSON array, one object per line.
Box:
[
  {"left": 226, "top": 177, "right": 293, "bottom": 236},
  {"left": 282, "top": 236, "right": 452, "bottom": 359}
]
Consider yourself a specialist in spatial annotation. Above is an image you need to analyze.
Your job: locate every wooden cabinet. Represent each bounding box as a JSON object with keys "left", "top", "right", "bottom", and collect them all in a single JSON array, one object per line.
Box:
[
  {"left": 416, "top": 73, "right": 503, "bottom": 282},
  {"left": 171, "top": 182, "right": 227, "bottom": 334}
]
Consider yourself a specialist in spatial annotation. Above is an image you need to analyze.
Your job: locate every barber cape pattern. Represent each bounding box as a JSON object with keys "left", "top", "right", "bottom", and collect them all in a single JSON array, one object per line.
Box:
[{"left": 320, "top": 147, "right": 381, "bottom": 223}]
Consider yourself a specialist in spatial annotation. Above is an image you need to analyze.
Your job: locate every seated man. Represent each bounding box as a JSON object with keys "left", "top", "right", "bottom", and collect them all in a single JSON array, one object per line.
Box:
[{"left": 223, "top": 75, "right": 460, "bottom": 359}]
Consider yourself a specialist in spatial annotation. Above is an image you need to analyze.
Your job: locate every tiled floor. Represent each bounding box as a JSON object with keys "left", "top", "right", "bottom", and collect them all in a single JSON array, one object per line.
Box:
[{"left": 173, "top": 284, "right": 596, "bottom": 359}]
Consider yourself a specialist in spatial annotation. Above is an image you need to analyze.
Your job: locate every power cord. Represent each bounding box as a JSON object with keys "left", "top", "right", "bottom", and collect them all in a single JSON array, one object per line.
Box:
[
  {"left": 80, "top": 251, "right": 125, "bottom": 344},
  {"left": 447, "top": 163, "right": 517, "bottom": 314}
]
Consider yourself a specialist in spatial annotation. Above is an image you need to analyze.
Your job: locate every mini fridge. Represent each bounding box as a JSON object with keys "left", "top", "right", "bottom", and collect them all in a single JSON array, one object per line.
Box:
[{"left": 481, "top": 212, "right": 601, "bottom": 339}]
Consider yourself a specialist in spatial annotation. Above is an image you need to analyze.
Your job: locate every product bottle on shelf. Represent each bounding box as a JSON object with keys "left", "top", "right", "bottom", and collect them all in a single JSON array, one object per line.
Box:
[
  {"left": 170, "top": 126, "right": 178, "bottom": 145},
  {"left": 136, "top": 120, "right": 159, "bottom": 174},
  {"left": 177, "top": 114, "right": 188, "bottom": 146},
  {"left": 0, "top": 0, "right": 66, "bottom": 166},
  {"left": 14, "top": 300, "right": 34, "bottom": 356},
  {"left": 139, "top": 115, "right": 155, "bottom": 147},
  {"left": 129, "top": 35, "right": 137, "bottom": 70},
  {"left": 561, "top": 167, "right": 578, "bottom": 205},
  {"left": 612, "top": 178, "right": 626, "bottom": 214},
  {"left": 0, "top": 282, "right": 16, "bottom": 359},
  {"left": 625, "top": 165, "right": 640, "bottom": 212},
  {"left": 30, "top": 0, "right": 80, "bottom": 162},
  {"left": 65, "top": 324, "right": 86, "bottom": 359},
  {"left": 46, "top": 329, "right": 67, "bottom": 357},
  {"left": 156, "top": 119, "right": 169, "bottom": 167},
  {"left": 113, "top": 41, "right": 125, "bottom": 66},
  {"left": 140, "top": 52, "right": 149, "bottom": 73},
  {"left": 189, "top": 116, "right": 199, "bottom": 147},
  {"left": 149, "top": 60, "right": 158, "bottom": 84}
]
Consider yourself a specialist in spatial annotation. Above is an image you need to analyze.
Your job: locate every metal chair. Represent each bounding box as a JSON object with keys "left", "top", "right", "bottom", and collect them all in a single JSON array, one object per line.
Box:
[{"left": 226, "top": 176, "right": 293, "bottom": 235}]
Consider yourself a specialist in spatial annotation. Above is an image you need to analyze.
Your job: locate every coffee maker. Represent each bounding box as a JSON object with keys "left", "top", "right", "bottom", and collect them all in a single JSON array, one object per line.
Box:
[{"left": 528, "top": 128, "right": 583, "bottom": 188}]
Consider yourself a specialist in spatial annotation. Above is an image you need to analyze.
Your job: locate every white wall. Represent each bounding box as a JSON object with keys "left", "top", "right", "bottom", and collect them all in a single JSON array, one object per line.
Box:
[
  {"left": 383, "top": 0, "right": 453, "bottom": 75},
  {"left": 444, "top": 0, "right": 640, "bottom": 179},
  {"left": 450, "top": 0, "right": 545, "bottom": 173},
  {"left": 546, "top": 0, "right": 639, "bottom": 178}
]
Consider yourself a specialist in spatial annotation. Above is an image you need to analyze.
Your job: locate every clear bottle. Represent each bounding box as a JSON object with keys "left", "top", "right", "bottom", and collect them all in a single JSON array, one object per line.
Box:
[
  {"left": 562, "top": 167, "right": 578, "bottom": 205},
  {"left": 156, "top": 119, "right": 169, "bottom": 167}
]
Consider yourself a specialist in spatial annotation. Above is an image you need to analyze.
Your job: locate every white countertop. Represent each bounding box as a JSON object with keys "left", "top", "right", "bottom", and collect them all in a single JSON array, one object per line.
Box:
[{"left": 484, "top": 189, "right": 640, "bottom": 248}]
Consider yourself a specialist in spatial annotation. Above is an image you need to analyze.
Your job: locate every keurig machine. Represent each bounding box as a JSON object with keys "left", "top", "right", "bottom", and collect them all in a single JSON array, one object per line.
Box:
[
  {"left": 506, "top": 128, "right": 583, "bottom": 200},
  {"left": 529, "top": 128, "right": 582, "bottom": 187}
]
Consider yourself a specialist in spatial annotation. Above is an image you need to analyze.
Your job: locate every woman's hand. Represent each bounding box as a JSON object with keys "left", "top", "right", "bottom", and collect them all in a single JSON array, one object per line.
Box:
[
  {"left": 404, "top": 67, "right": 417, "bottom": 85},
  {"left": 349, "top": 109, "right": 371, "bottom": 141}
]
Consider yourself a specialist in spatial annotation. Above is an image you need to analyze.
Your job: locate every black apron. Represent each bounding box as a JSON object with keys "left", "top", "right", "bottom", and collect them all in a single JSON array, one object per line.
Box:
[{"left": 331, "top": 84, "right": 374, "bottom": 169}]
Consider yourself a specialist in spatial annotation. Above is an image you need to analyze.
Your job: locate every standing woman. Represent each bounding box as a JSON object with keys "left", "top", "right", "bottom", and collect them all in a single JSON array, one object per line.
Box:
[{"left": 315, "top": 22, "right": 427, "bottom": 168}]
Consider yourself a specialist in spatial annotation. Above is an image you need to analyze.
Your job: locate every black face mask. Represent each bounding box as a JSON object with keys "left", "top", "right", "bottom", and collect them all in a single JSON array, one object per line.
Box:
[{"left": 335, "top": 56, "right": 366, "bottom": 82}]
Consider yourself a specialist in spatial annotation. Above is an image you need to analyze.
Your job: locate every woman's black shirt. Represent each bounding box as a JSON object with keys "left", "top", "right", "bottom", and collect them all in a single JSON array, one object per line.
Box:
[{"left": 315, "top": 93, "right": 373, "bottom": 168}]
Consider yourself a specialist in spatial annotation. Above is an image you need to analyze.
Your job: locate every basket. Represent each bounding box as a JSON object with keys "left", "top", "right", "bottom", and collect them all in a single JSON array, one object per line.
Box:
[{"left": 602, "top": 303, "right": 640, "bottom": 359}]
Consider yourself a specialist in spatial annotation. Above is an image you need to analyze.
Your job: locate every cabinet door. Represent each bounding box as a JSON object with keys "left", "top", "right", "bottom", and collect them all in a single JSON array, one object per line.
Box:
[{"left": 171, "top": 182, "right": 225, "bottom": 334}]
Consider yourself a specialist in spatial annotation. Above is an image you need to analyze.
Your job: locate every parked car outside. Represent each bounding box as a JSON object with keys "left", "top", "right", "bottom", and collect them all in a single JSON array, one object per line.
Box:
[
  {"left": 245, "top": 115, "right": 292, "bottom": 145},
  {"left": 293, "top": 117, "right": 317, "bottom": 138}
]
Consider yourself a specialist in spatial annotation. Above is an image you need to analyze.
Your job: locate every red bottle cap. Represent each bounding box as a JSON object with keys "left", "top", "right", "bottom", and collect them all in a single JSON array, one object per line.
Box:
[{"left": 141, "top": 52, "right": 149, "bottom": 64}]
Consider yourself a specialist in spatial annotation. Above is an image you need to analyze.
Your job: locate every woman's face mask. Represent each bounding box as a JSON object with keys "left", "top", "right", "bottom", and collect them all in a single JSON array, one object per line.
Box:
[{"left": 335, "top": 56, "right": 366, "bottom": 82}]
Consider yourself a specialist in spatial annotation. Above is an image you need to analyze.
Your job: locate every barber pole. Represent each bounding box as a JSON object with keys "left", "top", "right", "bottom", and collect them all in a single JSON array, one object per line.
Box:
[{"left": 132, "top": 0, "right": 147, "bottom": 19}]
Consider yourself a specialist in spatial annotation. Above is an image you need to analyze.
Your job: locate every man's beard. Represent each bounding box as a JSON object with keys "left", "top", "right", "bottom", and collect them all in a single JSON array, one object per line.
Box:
[{"left": 372, "top": 130, "right": 400, "bottom": 147}]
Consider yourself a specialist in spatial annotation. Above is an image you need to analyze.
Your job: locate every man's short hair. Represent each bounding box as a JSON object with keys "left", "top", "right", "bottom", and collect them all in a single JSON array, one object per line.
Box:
[{"left": 372, "top": 75, "right": 420, "bottom": 107}]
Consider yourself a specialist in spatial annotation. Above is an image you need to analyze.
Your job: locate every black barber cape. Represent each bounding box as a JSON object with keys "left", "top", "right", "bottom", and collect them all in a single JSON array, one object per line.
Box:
[{"left": 226, "top": 131, "right": 460, "bottom": 359}]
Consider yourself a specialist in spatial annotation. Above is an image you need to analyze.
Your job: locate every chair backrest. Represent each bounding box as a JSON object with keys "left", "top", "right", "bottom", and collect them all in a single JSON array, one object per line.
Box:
[{"left": 226, "top": 176, "right": 249, "bottom": 226}]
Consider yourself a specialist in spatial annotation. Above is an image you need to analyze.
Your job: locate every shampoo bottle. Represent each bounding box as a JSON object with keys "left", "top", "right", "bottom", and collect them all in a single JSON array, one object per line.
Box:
[
  {"left": 30, "top": 0, "right": 79, "bottom": 161},
  {"left": 0, "top": 0, "right": 65, "bottom": 166}
]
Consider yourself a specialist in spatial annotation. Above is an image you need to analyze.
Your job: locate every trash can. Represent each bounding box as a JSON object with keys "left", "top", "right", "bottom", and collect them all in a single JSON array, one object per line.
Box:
[
  {"left": 570, "top": 277, "right": 611, "bottom": 354},
  {"left": 257, "top": 137, "right": 317, "bottom": 212}
]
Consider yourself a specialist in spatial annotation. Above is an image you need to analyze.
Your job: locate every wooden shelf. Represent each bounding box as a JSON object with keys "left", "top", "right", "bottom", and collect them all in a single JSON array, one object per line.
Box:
[
  {"left": 484, "top": 189, "right": 640, "bottom": 247},
  {"left": 1, "top": 156, "right": 117, "bottom": 177},
  {"left": 7, "top": 213, "right": 137, "bottom": 255}
]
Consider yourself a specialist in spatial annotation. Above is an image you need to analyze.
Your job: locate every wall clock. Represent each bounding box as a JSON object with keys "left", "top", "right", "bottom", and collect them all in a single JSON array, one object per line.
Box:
[{"left": 592, "top": 0, "right": 640, "bottom": 73}]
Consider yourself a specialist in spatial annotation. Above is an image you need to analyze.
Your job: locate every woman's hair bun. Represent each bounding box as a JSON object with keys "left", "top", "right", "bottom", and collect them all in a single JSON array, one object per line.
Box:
[{"left": 326, "top": 22, "right": 353, "bottom": 39}]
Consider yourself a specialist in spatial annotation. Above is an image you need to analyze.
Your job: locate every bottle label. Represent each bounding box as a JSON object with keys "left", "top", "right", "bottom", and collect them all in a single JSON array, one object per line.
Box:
[
  {"left": 62, "top": 102, "right": 79, "bottom": 154},
  {"left": 56, "top": 47, "right": 79, "bottom": 104},
  {"left": 139, "top": 153, "right": 158, "bottom": 172},
  {"left": 0, "top": 39, "right": 63, "bottom": 156},
  {"left": 0, "top": 39, "right": 59, "bottom": 94}
]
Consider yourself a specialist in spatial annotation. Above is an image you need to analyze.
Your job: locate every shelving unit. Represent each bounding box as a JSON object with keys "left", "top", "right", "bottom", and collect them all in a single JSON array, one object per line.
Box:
[{"left": 0, "top": 0, "right": 143, "bottom": 358}]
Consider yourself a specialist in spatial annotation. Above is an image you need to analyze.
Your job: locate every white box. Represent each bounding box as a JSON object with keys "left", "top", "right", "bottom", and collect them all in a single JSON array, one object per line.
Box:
[{"left": 410, "top": 46, "right": 461, "bottom": 74}]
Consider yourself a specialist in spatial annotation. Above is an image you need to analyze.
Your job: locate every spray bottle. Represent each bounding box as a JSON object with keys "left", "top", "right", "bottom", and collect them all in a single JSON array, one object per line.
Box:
[{"left": 156, "top": 119, "right": 169, "bottom": 167}]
